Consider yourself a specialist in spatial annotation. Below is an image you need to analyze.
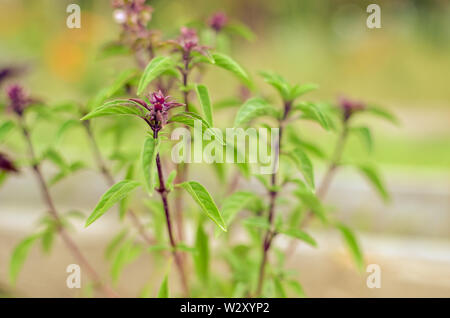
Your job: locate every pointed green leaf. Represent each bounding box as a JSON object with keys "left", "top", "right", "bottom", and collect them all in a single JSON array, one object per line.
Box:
[
  {"left": 10, "top": 235, "right": 39, "bottom": 284},
  {"left": 222, "top": 191, "right": 259, "bottom": 225},
  {"left": 55, "top": 119, "right": 80, "bottom": 143},
  {"left": 141, "top": 137, "right": 160, "bottom": 196},
  {"left": 242, "top": 216, "right": 270, "bottom": 230},
  {"left": 287, "top": 280, "right": 306, "bottom": 298},
  {"left": 157, "top": 274, "right": 169, "bottom": 298},
  {"left": 105, "top": 229, "right": 128, "bottom": 260},
  {"left": 279, "top": 228, "right": 317, "bottom": 247},
  {"left": 195, "top": 84, "right": 213, "bottom": 126},
  {"left": 294, "top": 102, "right": 331, "bottom": 130},
  {"left": 179, "top": 181, "right": 227, "bottom": 232},
  {"left": 286, "top": 149, "right": 315, "bottom": 189},
  {"left": 81, "top": 99, "right": 146, "bottom": 120},
  {"left": 137, "top": 56, "right": 173, "bottom": 95},
  {"left": 293, "top": 188, "right": 327, "bottom": 223},
  {"left": 357, "top": 164, "right": 390, "bottom": 202},
  {"left": 210, "top": 52, "right": 252, "bottom": 87},
  {"left": 104, "top": 69, "right": 138, "bottom": 98},
  {"left": 194, "top": 222, "right": 209, "bottom": 284},
  {"left": 234, "top": 97, "right": 278, "bottom": 127},
  {"left": 366, "top": 106, "right": 398, "bottom": 125},
  {"left": 165, "top": 170, "right": 177, "bottom": 192},
  {"left": 289, "top": 83, "right": 318, "bottom": 100},
  {"left": 0, "top": 120, "right": 15, "bottom": 142},
  {"left": 85, "top": 180, "right": 141, "bottom": 227},
  {"left": 350, "top": 126, "right": 373, "bottom": 152},
  {"left": 119, "top": 164, "right": 135, "bottom": 219},
  {"left": 273, "top": 276, "right": 287, "bottom": 298},
  {"left": 336, "top": 223, "right": 364, "bottom": 271},
  {"left": 111, "top": 240, "right": 142, "bottom": 283},
  {"left": 259, "top": 71, "right": 291, "bottom": 100},
  {"left": 224, "top": 23, "right": 256, "bottom": 41}
]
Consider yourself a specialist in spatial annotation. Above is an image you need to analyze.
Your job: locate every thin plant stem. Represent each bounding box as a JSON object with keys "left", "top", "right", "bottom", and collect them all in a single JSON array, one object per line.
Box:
[
  {"left": 285, "top": 123, "right": 349, "bottom": 257},
  {"left": 153, "top": 129, "right": 189, "bottom": 296},
  {"left": 255, "top": 101, "right": 291, "bottom": 296},
  {"left": 173, "top": 57, "right": 191, "bottom": 241},
  {"left": 83, "top": 120, "right": 155, "bottom": 245},
  {"left": 19, "top": 118, "right": 118, "bottom": 298}
]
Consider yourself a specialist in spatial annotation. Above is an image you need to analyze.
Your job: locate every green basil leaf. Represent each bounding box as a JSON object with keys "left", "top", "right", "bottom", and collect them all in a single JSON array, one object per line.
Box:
[
  {"left": 137, "top": 56, "right": 173, "bottom": 95},
  {"left": 85, "top": 180, "right": 141, "bottom": 227},
  {"left": 179, "top": 181, "right": 227, "bottom": 232},
  {"left": 141, "top": 137, "right": 160, "bottom": 196},
  {"left": 234, "top": 97, "right": 278, "bottom": 127},
  {"left": 195, "top": 84, "right": 213, "bottom": 126},
  {"left": 210, "top": 52, "right": 252, "bottom": 87},
  {"left": 157, "top": 274, "right": 169, "bottom": 298},
  {"left": 279, "top": 228, "right": 317, "bottom": 247},
  {"left": 357, "top": 163, "right": 390, "bottom": 202},
  {"left": 81, "top": 99, "right": 146, "bottom": 120},
  {"left": 194, "top": 222, "right": 209, "bottom": 284},
  {"left": 10, "top": 234, "right": 39, "bottom": 284},
  {"left": 336, "top": 223, "right": 364, "bottom": 271},
  {"left": 286, "top": 149, "right": 315, "bottom": 189}
]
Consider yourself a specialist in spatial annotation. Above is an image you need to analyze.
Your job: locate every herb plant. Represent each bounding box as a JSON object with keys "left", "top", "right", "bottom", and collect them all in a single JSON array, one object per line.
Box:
[{"left": 0, "top": 0, "right": 397, "bottom": 298}]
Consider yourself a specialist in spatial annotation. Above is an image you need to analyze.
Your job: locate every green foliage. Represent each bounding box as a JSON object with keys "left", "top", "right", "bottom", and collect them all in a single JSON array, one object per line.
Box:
[
  {"left": 157, "top": 274, "right": 169, "bottom": 298},
  {"left": 195, "top": 84, "right": 213, "bottom": 126},
  {"left": 179, "top": 181, "right": 227, "bottom": 232},
  {"left": 111, "top": 240, "right": 142, "bottom": 284},
  {"left": 234, "top": 97, "right": 278, "bottom": 127},
  {"left": 260, "top": 71, "right": 317, "bottom": 102},
  {"left": 194, "top": 222, "right": 209, "bottom": 284},
  {"left": 81, "top": 100, "right": 146, "bottom": 120},
  {"left": 141, "top": 137, "right": 160, "bottom": 196},
  {"left": 119, "top": 164, "right": 135, "bottom": 219},
  {"left": 279, "top": 228, "right": 317, "bottom": 247},
  {"left": 285, "top": 149, "right": 315, "bottom": 189},
  {"left": 293, "top": 102, "right": 331, "bottom": 130},
  {"left": 105, "top": 229, "right": 128, "bottom": 260},
  {"left": 350, "top": 126, "right": 373, "bottom": 153},
  {"left": 224, "top": 23, "right": 256, "bottom": 41},
  {"left": 168, "top": 112, "right": 225, "bottom": 145},
  {"left": 87, "top": 69, "right": 138, "bottom": 110},
  {"left": 210, "top": 53, "right": 252, "bottom": 88},
  {"left": 366, "top": 105, "right": 398, "bottom": 125},
  {"left": 336, "top": 223, "right": 364, "bottom": 271},
  {"left": 356, "top": 163, "right": 390, "bottom": 202},
  {"left": 85, "top": 180, "right": 141, "bottom": 227},
  {"left": 0, "top": 120, "right": 15, "bottom": 142},
  {"left": 10, "top": 235, "right": 39, "bottom": 284},
  {"left": 165, "top": 170, "right": 177, "bottom": 192},
  {"left": 137, "top": 56, "right": 174, "bottom": 95}
]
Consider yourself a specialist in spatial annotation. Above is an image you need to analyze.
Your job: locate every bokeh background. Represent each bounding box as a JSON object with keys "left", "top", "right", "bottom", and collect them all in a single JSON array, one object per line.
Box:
[{"left": 0, "top": 0, "right": 449, "bottom": 297}]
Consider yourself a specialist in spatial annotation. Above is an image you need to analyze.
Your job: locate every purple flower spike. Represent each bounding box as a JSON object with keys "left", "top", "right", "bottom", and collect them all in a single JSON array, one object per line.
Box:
[
  {"left": 338, "top": 96, "right": 365, "bottom": 121},
  {"left": 6, "top": 84, "right": 32, "bottom": 116},
  {"left": 129, "top": 90, "right": 184, "bottom": 131},
  {"left": 208, "top": 12, "right": 228, "bottom": 32},
  {"left": 167, "top": 27, "right": 210, "bottom": 58}
]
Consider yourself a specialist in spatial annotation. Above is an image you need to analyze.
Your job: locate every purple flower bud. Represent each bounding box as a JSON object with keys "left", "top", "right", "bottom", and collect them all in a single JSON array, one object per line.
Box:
[
  {"left": 208, "top": 12, "right": 228, "bottom": 32},
  {"left": 129, "top": 90, "right": 184, "bottom": 131},
  {"left": 338, "top": 96, "right": 365, "bottom": 121},
  {"left": 167, "top": 27, "right": 210, "bottom": 59},
  {"left": 6, "top": 84, "right": 31, "bottom": 116},
  {"left": 0, "top": 153, "right": 19, "bottom": 173}
]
